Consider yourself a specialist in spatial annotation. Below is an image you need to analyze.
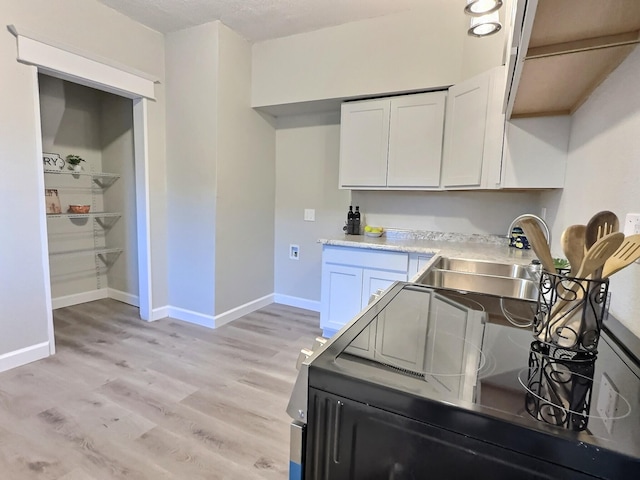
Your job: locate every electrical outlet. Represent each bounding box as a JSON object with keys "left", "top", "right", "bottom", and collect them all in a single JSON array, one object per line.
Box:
[
  {"left": 624, "top": 214, "right": 640, "bottom": 264},
  {"left": 289, "top": 244, "right": 300, "bottom": 260},
  {"left": 596, "top": 373, "right": 619, "bottom": 434},
  {"left": 624, "top": 213, "right": 640, "bottom": 236}
]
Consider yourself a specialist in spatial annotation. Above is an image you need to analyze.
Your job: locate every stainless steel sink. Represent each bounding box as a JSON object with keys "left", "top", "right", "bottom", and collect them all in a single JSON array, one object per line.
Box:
[
  {"left": 415, "top": 257, "right": 539, "bottom": 302},
  {"left": 432, "top": 257, "right": 536, "bottom": 281}
]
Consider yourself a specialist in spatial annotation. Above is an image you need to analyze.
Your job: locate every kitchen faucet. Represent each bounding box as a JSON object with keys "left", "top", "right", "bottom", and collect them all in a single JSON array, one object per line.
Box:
[{"left": 507, "top": 214, "right": 551, "bottom": 246}]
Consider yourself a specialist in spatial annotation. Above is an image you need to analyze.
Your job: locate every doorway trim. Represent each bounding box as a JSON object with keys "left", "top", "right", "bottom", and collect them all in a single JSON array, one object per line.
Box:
[{"left": 10, "top": 26, "right": 157, "bottom": 353}]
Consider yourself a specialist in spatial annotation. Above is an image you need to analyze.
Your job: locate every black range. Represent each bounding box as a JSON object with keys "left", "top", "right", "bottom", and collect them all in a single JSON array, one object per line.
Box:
[{"left": 305, "top": 282, "right": 640, "bottom": 479}]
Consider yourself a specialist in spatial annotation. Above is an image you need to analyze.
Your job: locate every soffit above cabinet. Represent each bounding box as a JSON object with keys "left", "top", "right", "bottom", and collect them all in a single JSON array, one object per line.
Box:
[{"left": 512, "top": 0, "right": 640, "bottom": 118}]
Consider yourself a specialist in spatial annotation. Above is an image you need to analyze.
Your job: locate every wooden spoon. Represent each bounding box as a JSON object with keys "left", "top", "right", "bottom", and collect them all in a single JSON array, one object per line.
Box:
[
  {"left": 561, "top": 225, "right": 586, "bottom": 277},
  {"left": 519, "top": 218, "right": 556, "bottom": 273},
  {"left": 585, "top": 211, "right": 619, "bottom": 250},
  {"left": 602, "top": 234, "right": 640, "bottom": 278}
]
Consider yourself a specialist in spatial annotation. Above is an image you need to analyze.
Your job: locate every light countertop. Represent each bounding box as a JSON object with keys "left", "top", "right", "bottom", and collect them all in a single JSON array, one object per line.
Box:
[{"left": 318, "top": 232, "right": 537, "bottom": 266}]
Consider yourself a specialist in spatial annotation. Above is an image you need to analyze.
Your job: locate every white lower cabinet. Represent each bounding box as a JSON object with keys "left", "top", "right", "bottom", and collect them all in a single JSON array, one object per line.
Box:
[
  {"left": 361, "top": 268, "right": 407, "bottom": 309},
  {"left": 408, "top": 252, "right": 434, "bottom": 278},
  {"left": 320, "top": 264, "right": 365, "bottom": 337},
  {"left": 320, "top": 246, "right": 410, "bottom": 337},
  {"left": 373, "top": 287, "right": 432, "bottom": 372},
  {"left": 345, "top": 288, "right": 486, "bottom": 403}
]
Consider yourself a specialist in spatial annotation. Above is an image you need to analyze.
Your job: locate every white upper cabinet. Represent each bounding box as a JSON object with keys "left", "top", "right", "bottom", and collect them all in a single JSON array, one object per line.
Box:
[
  {"left": 339, "top": 92, "right": 447, "bottom": 189},
  {"left": 340, "top": 65, "right": 568, "bottom": 191},
  {"left": 339, "top": 99, "right": 390, "bottom": 187},
  {"left": 441, "top": 66, "right": 505, "bottom": 189},
  {"left": 387, "top": 92, "right": 447, "bottom": 188}
]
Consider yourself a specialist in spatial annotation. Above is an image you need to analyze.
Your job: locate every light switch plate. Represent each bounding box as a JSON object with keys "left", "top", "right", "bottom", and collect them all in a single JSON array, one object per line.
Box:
[{"left": 304, "top": 209, "right": 315, "bottom": 222}]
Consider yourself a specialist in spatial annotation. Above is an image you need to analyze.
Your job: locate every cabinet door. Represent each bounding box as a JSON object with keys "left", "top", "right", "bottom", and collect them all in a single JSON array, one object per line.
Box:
[
  {"left": 374, "top": 288, "right": 432, "bottom": 372},
  {"left": 320, "top": 263, "right": 364, "bottom": 336},
  {"left": 408, "top": 252, "right": 435, "bottom": 278},
  {"left": 345, "top": 268, "right": 407, "bottom": 360},
  {"left": 339, "top": 99, "right": 390, "bottom": 188},
  {"left": 425, "top": 293, "right": 485, "bottom": 402},
  {"left": 361, "top": 268, "right": 407, "bottom": 310},
  {"left": 441, "top": 70, "right": 491, "bottom": 188},
  {"left": 387, "top": 91, "right": 446, "bottom": 188}
]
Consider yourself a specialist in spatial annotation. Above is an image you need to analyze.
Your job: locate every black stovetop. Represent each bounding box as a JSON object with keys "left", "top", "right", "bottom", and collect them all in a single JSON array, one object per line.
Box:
[{"left": 309, "top": 282, "right": 640, "bottom": 477}]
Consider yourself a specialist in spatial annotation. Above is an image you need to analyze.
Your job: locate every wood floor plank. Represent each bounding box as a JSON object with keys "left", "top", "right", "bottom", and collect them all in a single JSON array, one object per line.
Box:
[{"left": 0, "top": 299, "right": 321, "bottom": 479}]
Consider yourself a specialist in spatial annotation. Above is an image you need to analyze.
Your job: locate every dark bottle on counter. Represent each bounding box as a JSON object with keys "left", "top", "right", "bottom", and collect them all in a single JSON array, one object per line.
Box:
[
  {"left": 354, "top": 206, "right": 361, "bottom": 235},
  {"left": 347, "top": 206, "right": 354, "bottom": 235}
]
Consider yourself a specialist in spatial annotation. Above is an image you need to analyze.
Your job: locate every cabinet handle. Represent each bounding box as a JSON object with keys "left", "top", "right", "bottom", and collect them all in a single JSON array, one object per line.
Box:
[{"left": 332, "top": 400, "right": 343, "bottom": 463}]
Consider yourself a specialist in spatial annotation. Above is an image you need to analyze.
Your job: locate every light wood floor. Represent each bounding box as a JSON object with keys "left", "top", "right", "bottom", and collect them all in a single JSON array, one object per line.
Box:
[{"left": 0, "top": 299, "right": 321, "bottom": 479}]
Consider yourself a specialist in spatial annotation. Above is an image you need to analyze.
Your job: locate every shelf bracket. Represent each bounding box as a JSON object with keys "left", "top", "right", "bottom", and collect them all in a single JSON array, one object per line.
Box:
[{"left": 97, "top": 250, "right": 122, "bottom": 266}]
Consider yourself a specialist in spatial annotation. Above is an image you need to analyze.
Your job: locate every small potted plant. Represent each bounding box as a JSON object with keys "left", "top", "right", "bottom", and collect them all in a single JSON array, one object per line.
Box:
[{"left": 66, "top": 154, "right": 85, "bottom": 172}]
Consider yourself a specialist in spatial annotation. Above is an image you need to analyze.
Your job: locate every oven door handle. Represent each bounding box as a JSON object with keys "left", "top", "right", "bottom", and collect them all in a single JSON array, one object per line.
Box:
[{"left": 332, "top": 400, "right": 344, "bottom": 463}]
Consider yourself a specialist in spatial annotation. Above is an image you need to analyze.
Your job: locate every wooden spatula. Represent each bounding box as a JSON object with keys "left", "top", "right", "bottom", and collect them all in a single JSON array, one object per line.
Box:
[
  {"left": 519, "top": 218, "right": 556, "bottom": 273},
  {"left": 602, "top": 234, "right": 640, "bottom": 278},
  {"left": 561, "top": 225, "right": 586, "bottom": 277}
]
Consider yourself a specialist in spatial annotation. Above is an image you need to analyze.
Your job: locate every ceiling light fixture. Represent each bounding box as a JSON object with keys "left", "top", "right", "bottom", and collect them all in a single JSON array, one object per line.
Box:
[
  {"left": 468, "top": 11, "right": 502, "bottom": 37},
  {"left": 465, "top": 0, "right": 503, "bottom": 37},
  {"left": 464, "top": 0, "right": 503, "bottom": 16}
]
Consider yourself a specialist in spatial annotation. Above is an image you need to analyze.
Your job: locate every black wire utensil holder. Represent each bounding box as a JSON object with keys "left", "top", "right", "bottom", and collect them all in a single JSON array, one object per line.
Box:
[
  {"left": 524, "top": 341, "right": 596, "bottom": 431},
  {"left": 533, "top": 270, "right": 609, "bottom": 353}
]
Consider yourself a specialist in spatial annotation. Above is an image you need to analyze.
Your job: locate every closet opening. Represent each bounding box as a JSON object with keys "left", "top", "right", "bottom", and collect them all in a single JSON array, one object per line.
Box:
[{"left": 40, "top": 75, "right": 140, "bottom": 312}]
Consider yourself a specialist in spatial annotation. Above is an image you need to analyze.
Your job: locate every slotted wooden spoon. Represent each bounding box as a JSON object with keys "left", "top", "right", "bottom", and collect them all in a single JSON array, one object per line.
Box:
[
  {"left": 585, "top": 211, "right": 619, "bottom": 250},
  {"left": 602, "top": 234, "right": 640, "bottom": 278},
  {"left": 519, "top": 218, "right": 555, "bottom": 273},
  {"left": 561, "top": 225, "right": 586, "bottom": 277}
]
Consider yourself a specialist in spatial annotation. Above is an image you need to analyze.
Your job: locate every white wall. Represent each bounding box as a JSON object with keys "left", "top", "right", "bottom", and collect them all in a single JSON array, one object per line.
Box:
[
  {"left": 274, "top": 113, "right": 349, "bottom": 306},
  {"left": 165, "top": 21, "right": 276, "bottom": 320},
  {"left": 102, "top": 92, "right": 138, "bottom": 299},
  {"left": 271, "top": 114, "right": 542, "bottom": 307},
  {"left": 165, "top": 23, "right": 219, "bottom": 316},
  {"left": 251, "top": 5, "right": 468, "bottom": 109},
  {"left": 542, "top": 46, "right": 640, "bottom": 337},
  {"left": 214, "top": 23, "right": 276, "bottom": 315},
  {"left": 460, "top": 0, "right": 511, "bottom": 80},
  {"left": 352, "top": 190, "right": 541, "bottom": 235},
  {"left": 0, "top": 0, "right": 165, "bottom": 363}
]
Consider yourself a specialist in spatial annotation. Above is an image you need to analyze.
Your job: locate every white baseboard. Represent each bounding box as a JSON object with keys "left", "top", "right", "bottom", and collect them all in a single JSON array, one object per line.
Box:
[
  {"left": 167, "top": 306, "right": 216, "bottom": 328},
  {"left": 214, "top": 294, "right": 274, "bottom": 328},
  {"left": 273, "top": 294, "right": 321, "bottom": 312},
  {"left": 52, "top": 289, "right": 108, "bottom": 310},
  {"left": 150, "top": 306, "right": 169, "bottom": 321},
  {"left": 0, "top": 341, "right": 50, "bottom": 373},
  {"left": 108, "top": 288, "right": 139, "bottom": 307},
  {"left": 146, "top": 294, "right": 276, "bottom": 329}
]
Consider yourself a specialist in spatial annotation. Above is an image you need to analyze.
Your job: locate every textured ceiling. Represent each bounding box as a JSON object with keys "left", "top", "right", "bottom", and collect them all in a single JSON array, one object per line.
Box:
[{"left": 96, "top": 0, "right": 431, "bottom": 42}]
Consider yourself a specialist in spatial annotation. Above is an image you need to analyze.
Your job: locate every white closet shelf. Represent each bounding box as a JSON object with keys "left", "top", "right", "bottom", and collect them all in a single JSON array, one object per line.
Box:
[
  {"left": 44, "top": 170, "right": 120, "bottom": 179},
  {"left": 44, "top": 170, "right": 120, "bottom": 188},
  {"left": 46, "top": 212, "right": 122, "bottom": 219},
  {"left": 49, "top": 247, "right": 123, "bottom": 258}
]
